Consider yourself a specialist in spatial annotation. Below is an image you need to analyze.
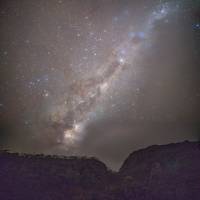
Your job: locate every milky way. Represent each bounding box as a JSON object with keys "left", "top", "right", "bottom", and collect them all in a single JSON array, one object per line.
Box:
[
  {"left": 0, "top": 0, "right": 200, "bottom": 170},
  {"left": 51, "top": 2, "right": 178, "bottom": 148}
]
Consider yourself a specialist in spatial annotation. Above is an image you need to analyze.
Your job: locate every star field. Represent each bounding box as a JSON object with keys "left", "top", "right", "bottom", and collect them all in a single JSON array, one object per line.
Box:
[{"left": 0, "top": 0, "right": 200, "bottom": 170}]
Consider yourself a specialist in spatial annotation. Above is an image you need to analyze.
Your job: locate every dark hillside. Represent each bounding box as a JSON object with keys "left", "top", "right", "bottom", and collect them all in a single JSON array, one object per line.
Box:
[{"left": 0, "top": 141, "right": 200, "bottom": 200}]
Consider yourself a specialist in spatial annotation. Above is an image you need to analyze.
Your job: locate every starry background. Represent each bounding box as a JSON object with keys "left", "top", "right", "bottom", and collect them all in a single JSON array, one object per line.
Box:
[{"left": 0, "top": 0, "right": 200, "bottom": 170}]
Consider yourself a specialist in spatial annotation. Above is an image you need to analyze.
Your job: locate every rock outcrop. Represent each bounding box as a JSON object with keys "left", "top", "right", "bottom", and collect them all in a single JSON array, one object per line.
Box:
[{"left": 118, "top": 141, "right": 200, "bottom": 200}]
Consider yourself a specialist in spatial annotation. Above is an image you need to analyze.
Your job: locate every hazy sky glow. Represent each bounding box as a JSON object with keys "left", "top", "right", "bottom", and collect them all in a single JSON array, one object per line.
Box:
[{"left": 0, "top": 0, "right": 200, "bottom": 170}]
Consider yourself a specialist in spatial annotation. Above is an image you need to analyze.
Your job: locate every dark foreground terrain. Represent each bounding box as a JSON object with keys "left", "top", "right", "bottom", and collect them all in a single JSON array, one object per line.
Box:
[{"left": 0, "top": 141, "right": 200, "bottom": 200}]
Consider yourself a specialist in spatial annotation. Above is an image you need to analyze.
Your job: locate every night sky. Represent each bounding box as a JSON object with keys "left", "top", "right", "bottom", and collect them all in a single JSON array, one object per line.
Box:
[{"left": 0, "top": 0, "right": 200, "bottom": 170}]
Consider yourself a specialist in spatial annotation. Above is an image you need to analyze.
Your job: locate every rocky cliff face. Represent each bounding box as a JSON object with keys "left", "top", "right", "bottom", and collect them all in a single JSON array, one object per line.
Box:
[
  {"left": 0, "top": 141, "right": 200, "bottom": 200},
  {"left": 118, "top": 141, "right": 200, "bottom": 200}
]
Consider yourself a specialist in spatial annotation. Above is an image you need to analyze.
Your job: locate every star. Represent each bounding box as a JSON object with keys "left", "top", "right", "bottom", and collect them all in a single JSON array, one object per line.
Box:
[{"left": 0, "top": 0, "right": 199, "bottom": 170}]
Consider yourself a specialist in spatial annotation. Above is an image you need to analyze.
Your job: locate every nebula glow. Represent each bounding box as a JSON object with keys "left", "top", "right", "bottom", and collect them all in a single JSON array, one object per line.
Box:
[{"left": 0, "top": 0, "right": 199, "bottom": 170}]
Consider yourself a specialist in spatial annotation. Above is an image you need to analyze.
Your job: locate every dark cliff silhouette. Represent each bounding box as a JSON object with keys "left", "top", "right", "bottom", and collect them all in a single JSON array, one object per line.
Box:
[{"left": 0, "top": 141, "right": 200, "bottom": 200}]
